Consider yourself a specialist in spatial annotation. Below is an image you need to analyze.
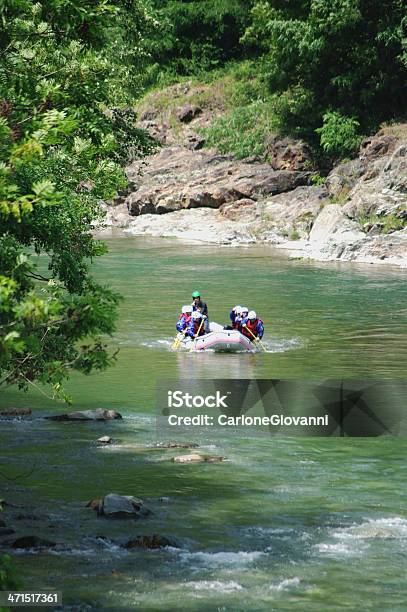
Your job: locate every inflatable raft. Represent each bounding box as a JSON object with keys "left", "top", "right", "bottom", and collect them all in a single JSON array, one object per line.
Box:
[
  {"left": 193, "top": 329, "right": 257, "bottom": 352},
  {"left": 176, "top": 323, "right": 258, "bottom": 353}
]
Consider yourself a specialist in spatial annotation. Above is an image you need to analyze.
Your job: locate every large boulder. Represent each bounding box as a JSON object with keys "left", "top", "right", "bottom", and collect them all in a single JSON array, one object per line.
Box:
[
  {"left": 266, "top": 135, "right": 313, "bottom": 171},
  {"left": 125, "top": 146, "right": 312, "bottom": 217},
  {"left": 88, "top": 494, "right": 151, "bottom": 518},
  {"left": 326, "top": 159, "right": 366, "bottom": 199},
  {"left": 46, "top": 408, "right": 122, "bottom": 422},
  {"left": 342, "top": 144, "right": 407, "bottom": 219},
  {"left": 306, "top": 204, "right": 367, "bottom": 259}
]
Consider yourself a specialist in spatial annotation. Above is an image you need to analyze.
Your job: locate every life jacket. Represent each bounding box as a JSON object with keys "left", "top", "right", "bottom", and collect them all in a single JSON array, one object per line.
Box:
[
  {"left": 233, "top": 316, "right": 242, "bottom": 330},
  {"left": 187, "top": 318, "right": 206, "bottom": 338},
  {"left": 241, "top": 318, "right": 264, "bottom": 340},
  {"left": 176, "top": 313, "right": 191, "bottom": 332}
]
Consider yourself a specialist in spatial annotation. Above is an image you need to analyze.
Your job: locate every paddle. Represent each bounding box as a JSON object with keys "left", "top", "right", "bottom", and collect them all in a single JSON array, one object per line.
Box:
[
  {"left": 242, "top": 323, "right": 267, "bottom": 352},
  {"left": 190, "top": 317, "right": 205, "bottom": 352},
  {"left": 171, "top": 330, "right": 187, "bottom": 350}
]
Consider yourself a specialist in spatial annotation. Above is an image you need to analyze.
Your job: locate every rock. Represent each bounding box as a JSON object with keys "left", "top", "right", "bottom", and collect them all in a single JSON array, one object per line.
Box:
[
  {"left": 86, "top": 498, "right": 102, "bottom": 512},
  {"left": 326, "top": 159, "right": 366, "bottom": 199},
  {"left": 155, "top": 442, "right": 199, "bottom": 449},
  {"left": 0, "top": 407, "right": 31, "bottom": 417},
  {"left": 0, "top": 518, "right": 5, "bottom": 527},
  {"left": 97, "top": 436, "right": 112, "bottom": 444},
  {"left": 266, "top": 135, "right": 313, "bottom": 171},
  {"left": 0, "top": 527, "right": 15, "bottom": 537},
  {"left": 45, "top": 408, "right": 122, "bottom": 421},
  {"left": 220, "top": 198, "right": 257, "bottom": 221},
  {"left": 359, "top": 133, "right": 399, "bottom": 162},
  {"left": 123, "top": 534, "right": 177, "bottom": 550},
  {"left": 125, "top": 146, "right": 312, "bottom": 217},
  {"left": 78, "top": 179, "right": 95, "bottom": 192},
  {"left": 140, "top": 109, "right": 157, "bottom": 121},
  {"left": 90, "top": 494, "right": 151, "bottom": 518},
  {"left": 15, "top": 514, "right": 40, "bottom": 521},
  {"left": 172, "top": 454, "right": 226, "bottom": 463},
  {"left": 187, "top": 134, "right": 205, "bottom": 151},
  {"left": 175, "top": 104, "right": 202, "bottom": 123},
  {"left": 308, "top": 204, "right": 365, "bottom": 248},
  {"left": 342, "top": 144, "right": 407, "bottom": 220},
  {"left": 11, "top": 536, "right": 56, "bottom": 549},
  {"left": 124, "top": 207, "right": 256, "bottom": 245}
]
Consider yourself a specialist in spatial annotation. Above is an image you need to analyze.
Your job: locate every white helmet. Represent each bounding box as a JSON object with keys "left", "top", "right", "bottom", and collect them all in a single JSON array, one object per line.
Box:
[
  {"left": 241, "top": 306, "right": 248, "bottom": 314},
  {"left": 192, "top": 310, "right": 202, "bottom": 320},
  {"left": 182, "top": 305, "right": 193, "bottom": 314},
  {"left": 248, "top": 310, "right": 257, "bottom": 320},
  {"left": 234, "top": 305, "right": 242, "bottom": 313}
]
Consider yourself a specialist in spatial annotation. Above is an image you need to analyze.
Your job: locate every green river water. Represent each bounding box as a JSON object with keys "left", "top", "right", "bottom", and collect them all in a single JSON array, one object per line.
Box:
[{"left": 1, "top": 235, "right": 407, "bottom": 611}]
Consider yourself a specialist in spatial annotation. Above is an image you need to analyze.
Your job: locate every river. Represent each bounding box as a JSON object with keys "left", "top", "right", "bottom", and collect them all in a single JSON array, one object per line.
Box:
[{"left": 1, "top": 236, "right": 407, "bottom": 610}]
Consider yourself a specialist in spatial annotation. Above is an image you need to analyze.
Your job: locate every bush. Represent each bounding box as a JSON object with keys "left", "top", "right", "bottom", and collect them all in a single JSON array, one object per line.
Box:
[
  {"left": 316, "top": 112, "right": 362, "bottom": 158},
  {"left": 199, "top": 100, "right": 275, "bottom": 159},
  {"left": 0, "top": 553, "right": 18, "bottom": 591}
]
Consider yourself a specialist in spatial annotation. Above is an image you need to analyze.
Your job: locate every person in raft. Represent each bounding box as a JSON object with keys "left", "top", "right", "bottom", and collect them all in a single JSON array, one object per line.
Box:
[
  {"left": 186, "top": 310, "right": 206, "bottom": 339},
  {"left": 191, "top": 290, "right": 209, "bottom": 332},
  {"left": 239, "top": 307, "right": 249, "bottom": 328},
  {"left": 225, "top": 305, "right": 242, "bottom": 330},
  {"left": 241, "top": 310, "right": 264, "bottom": 342},
  {"left": 176, "top": 305, "right": 193, "bottom": 333}
]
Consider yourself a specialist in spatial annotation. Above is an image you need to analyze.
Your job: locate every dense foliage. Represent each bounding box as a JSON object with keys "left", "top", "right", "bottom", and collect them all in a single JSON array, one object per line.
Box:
[
  {"left": 146, "top": 0, "right": 254, "bottom": 81},
  {"left": 0, "top": 0, "right": 157, "bottom": 399},
  {"left": 244, "top": 0, "right": 407, "bottom": 152}
]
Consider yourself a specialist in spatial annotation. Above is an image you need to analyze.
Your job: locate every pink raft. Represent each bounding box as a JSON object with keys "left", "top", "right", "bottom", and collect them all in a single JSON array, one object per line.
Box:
[{"left": 193, "top": 328, "right": 257, "bottom": 353}]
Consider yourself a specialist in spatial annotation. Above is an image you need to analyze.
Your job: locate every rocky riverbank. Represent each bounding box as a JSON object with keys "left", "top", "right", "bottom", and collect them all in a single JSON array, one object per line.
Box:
[{"left": 100, "top": 84, "right": 406, "bottom": 267}]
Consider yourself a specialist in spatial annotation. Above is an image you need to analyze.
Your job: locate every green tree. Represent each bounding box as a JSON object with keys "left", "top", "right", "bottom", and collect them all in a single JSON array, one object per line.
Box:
[
  {"left": 0, "top": 1, "right": 157, "bottom": 399},
  {"left": 147, "top": 0, "right": 254, "bottom": 77},
  {"left": 244, "top": 0, "right": 407, "bottom": 154}
]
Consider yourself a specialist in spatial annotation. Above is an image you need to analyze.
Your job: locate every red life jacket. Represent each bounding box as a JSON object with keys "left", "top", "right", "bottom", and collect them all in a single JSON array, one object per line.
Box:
[
  {"left": 178, "top": 313, "right": 191, "bottom": 325},
  {"left": 232, "top": 317, "right": 241, "bottom": 330},
  {"left": 242, "top": 318, "right": 260, "bottom": 340}
]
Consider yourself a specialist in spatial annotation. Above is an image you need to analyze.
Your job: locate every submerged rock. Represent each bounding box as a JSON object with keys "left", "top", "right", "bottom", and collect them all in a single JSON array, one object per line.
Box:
[
  {"left": 172, "top": 454, "right": 226, "bottom": 463},
  {"left": 155, "top": 442, "right": 199, "bottom": 449},
  {"left": 123, "top": 534, "right": 177, "bottom": 550},
  {"left": 88, "top": 494, "right": 151, "bottom": 518},
  {"left": 0, "top": 407, "right": 31, "bottom": 417},
  {"left": 11, "top": 535, "right": 56, "bottom": 549},
  {"left": 45, "top": 408, "right": 122, "bottom": 422}
]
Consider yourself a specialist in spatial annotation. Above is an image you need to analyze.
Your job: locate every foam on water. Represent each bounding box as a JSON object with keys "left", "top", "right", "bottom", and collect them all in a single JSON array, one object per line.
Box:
[
  {"left": 314, "top": 516, "right": 407, "bottom": 559},
  {"left": 185, "top": 580, "right": 243, "bottom": 593},
  {"left": 176, "top": 549, "right": 265, "bottom": 568},
  {"left": 269, "top": 577, "right": 301, "bottom": 591},
  {"left": 332, "top": 517, "right": 407, "bottom": 540}
]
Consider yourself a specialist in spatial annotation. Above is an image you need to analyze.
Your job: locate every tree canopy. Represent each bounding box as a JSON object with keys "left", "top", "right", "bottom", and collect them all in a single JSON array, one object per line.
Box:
[
  {"left": 244, "top": 0, "right": 407, "bottom": 148},
  {"left": 0, "top": 0, "right": 156, "bottom": 399}
]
